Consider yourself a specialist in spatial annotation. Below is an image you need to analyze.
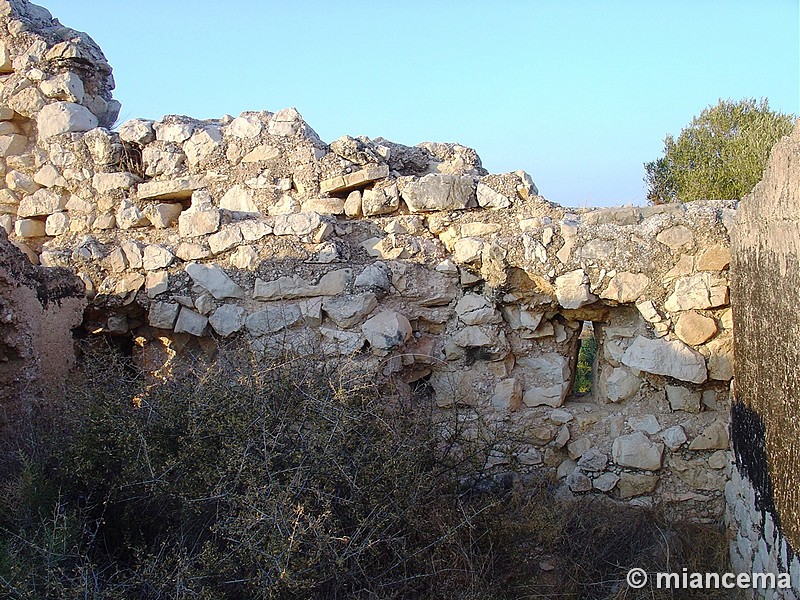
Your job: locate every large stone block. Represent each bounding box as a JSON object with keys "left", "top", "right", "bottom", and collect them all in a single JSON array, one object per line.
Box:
[
  {"left": 36, "top": 101, "right": 98, "bottom": 139},
  {"left": 612, "top": 432, "right": 664, "bottom": 471},
  {"left": 621, "top": 336, "right": 707, "bottom": 383},
  {"left": 400, "top": 174, "right": 476, "bottom": 212}
]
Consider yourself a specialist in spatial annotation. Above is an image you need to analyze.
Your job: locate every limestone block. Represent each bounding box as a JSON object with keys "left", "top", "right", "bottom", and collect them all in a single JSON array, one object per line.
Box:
[
  {"left": 354, "top": 263, "right": 391, "bottom": 291},
  {"left": 660, "top": 425, "right": 688, "bottom": 450},
  {"left": 361, "top": 311, "right": 412, "bottom": 350},
  {"left": 461, "top": 222, "right": 502, "bottom": 237},
  {"left": 40, "top": 72, "right": 85, "bottom": 103},
  {"left": 664, "top": 272, "right": 729, "bottom": 312},
  {"left": 604, "top": 366, "right": 640, "bottom": 403},
  {"left": 175, "top": 242, "right": 211, "bottom": 261},
  {"left": 227, "top": 114, "right": 263, "bottom": 138},
  {"left": 138, "top": 176, "right": 207, "bottom": 201},
  {"left": 705, "top": 335, "right": 733, "bottom": 381},
  {"left": 611, "top": 432, "right": 664, "bottom": 471},
  {"left": 320, "top": 327, "right": 364, "bottom": 355},
  {"left": 34, "top": 165, "right": 66, "bottom": 188},
  {"left": 208, "top": 225, "right": 243, "bottom": 254},
  {"left": 239, "top": 220, "right": 272, "bottom": 241},
  {"left": 155, "top": 120, "right": 195, "bottom": 143},
  {"left": 116, "top": 199, "right": 149, "bottom": 229},
  {"left": 220, "top": 185, "right": 259, "bottom": 214},
  {"left": 555, "top": 269, "right": 597, "bottom": 309},
  {"left": 453, "top": 238, "right": 484, "bottom": 263},
  {"left": 144, "top": 203, "right": 182, "bottom": 229},
  {"left": 209, "top": 305, "right": 246, "bottom": 337},
  {"left": 688, "top": 420, "right": 729, "bottom": 451},
  {"left": 245, "top": 304, "right": 303, "bottom": 336},
  {"left": 593, "top": 472, "right": 620, "bottom": 492},
  {"left": 670, "top": 456, "right": 726, "bottom": 490},
  {"left": 17, "top": 188, "right": 65, "bottom": 217},
  {"left": 322, "top": 293, "right": 378, "bottom": 328},
  {"left": 674, "top": 311, "right": 717, "bottom": 346},
  {"left": 92, "top": 172, "right": 138, "bottom": 194},
  {"left": 267, "top": 107, "right": 302, "bottom": 136},
  {"left": 254, "top": 270, "right": 351, "bottom": 300},
  {"left": 656, "top": 225, "right": 693, "bottom": 250},
  {"left": 626, "top": 414, "right": 661, "bottom": 435},
  {"left": 476, "top": 182, "right": 511, "bottom": 209},
  {"left": 7, "top": 171, "right": 39, "bottom": 194},
  {"left": 344, "top": 190, "right": 362, "bottom": 218},
  {"left": 455, "top": 294, "right": 500, "bottom": 325},
  {"left": 45, "top": 211, "right": 69, "bottom": 235},
  {"left": 241, "top": 144, "right": 279, "bottom": 162},
  {"left": 616, "top": 472, "right": 659, "bottom": 498},
  {"left": 229, "top": 245, "right": 259, "bottom": 270},
  {"left": 174, "top": 307, "right": 208, "bottom": 336},
  {"left": 491, "top": 378, "right": 522, "bottom": 411},
  {"left": 145, "top": 272, "right": 169, "bottom": 297},
  {"left": 148, "top": 302, "right": 180, "bottom": 329},
  {"left": 178, "top": 208, "right": 220, "bottom": 237},
  {"left": 399, "top": 174, "right": 476, "bottom": 212},
  {"left": 118, "top": 119, "right": 155, "bottom": 145},
  {"left": 273, "top": 212, "right": 321, "bottom": 236},
  {"left": 519, "top": 353, "right": 571, "bottom": 408},
  {"left": 36, "top": 101, "right": 98, "bottom": 139},
  {"left": 9, "top": 87, "right": 46, "bottom": 117},
  {"left": 143, "top": 143, "right": 186, "bottom": 177},
  {"left": 621, "top": 336, "right": 707, "bottom": 383},
  {"left": 600, "top": 271, "right": 650, "bottom": 303},
  {"left": 362, "top": 183, "right": 400, "bottom": 216},
  {"left": 121, "top": 241, "right": 143, "bottom": 269},
  {"left": 183, "top": 127, "right": 222, "bottom": 167},
  {"left": 697, "top": 244, "right": 731, "bottom": 271},
  {"left": 142, "top": 245, "right": 174, "bottom": 271},
  {"left": 567, "top": 470, "right": 592, "bottom": 493},
  {"left": 185, "top": 263, "right": 246, "bottom": 300},
  {"left": 14, "top": 218, "right": 45, "bottom": 237},
  {"left": 577, "top": 448, "right": 608, "bottom": 472},
  {"left": 320, "top": 163, "right": 389, "bottom": 194},
  {"left": 302, "top": 197, "right": 345, "bottom": 215},
  {"left": 0, "top": 133, "right": 26, "bottom": 156}
]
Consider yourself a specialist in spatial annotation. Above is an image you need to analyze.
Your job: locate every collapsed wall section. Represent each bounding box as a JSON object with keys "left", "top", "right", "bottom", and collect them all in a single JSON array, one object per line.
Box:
[
  {"left": 0, "top": 0, "right": 738, "bottom": 521},
  {"left": 728, "top": 121, "right": 800, "bottom": 595}
]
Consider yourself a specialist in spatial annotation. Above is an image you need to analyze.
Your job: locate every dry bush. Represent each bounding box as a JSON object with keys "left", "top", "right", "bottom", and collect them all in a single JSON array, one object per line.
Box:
[{"left": 0, "top": 342, "right": 733, "bottom": 599}]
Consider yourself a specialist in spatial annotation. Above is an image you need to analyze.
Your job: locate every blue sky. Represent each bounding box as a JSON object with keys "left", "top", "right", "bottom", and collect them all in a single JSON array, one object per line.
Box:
[{"left": 44, "top": 1, "right": 799, "bottom": 207}]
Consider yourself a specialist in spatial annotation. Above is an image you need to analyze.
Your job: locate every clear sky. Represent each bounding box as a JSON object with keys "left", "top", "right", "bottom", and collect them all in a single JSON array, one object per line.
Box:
[{"left": 43, "top": 1, "right": 799, "bottom": 207}]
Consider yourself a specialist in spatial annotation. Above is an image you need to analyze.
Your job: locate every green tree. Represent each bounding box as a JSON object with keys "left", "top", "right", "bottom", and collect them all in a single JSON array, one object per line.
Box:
[{"left": 644, "top": 98, "right": 795, "bottom": 204}]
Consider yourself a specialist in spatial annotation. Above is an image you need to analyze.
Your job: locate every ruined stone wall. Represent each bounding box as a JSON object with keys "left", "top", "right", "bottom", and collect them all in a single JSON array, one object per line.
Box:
[
  {"left": 728, "top": 121, "right": 800, "bottom": 596},
  {"left": 0, "top": 0, "right": 737, "bottom": 520}
]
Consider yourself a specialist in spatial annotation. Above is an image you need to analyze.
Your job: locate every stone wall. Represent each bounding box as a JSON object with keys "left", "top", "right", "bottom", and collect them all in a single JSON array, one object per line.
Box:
[
  {"left": 0, "top": 0, "right": 738, "bottom": 521},
  {"left": 728, "top": 120, "right": 800, "bottom": 596}
]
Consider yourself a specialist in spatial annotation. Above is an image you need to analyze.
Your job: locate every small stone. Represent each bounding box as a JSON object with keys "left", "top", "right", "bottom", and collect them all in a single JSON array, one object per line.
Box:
[
  {"left": 245, "top": 304, "right": 303, "bottom": 335},
  {"left": 627, "top": 414, "right": 661, "bottom": 435},
  {"left": 354, "top": 263, "right": 391, "bottom": 291},
  {"left": 322, "top": 293, "right": 378, "bottom": 328},
  {"left": 604, "top": 366, "right": 640, "bottom": 403},
  {"left": 492, "top": 378, "right": 522, "bottom": 411},
  {"left": 577, "top": 448, "right": 608, "bottom": 472},
  {"left": 567, "top": 470, "right": 592, "bottom": 493},
  {"left": 178, "top": 208, "right": 220, "bottom": 237},
  {"left": 273, "top": 212, "right": 321, "bottom": 236},
  {"left": 118, "top": 119, "right": 155, "bottom": 145},
  {"left": 656, "top": 225, "right": 693, "bottom": 250},
  {"left": 600, "top": 272, "right": 650, "bottom": 303},
  {"left": 220, "top": 185, "right": 259, "bottom": 214},
  {"left": 18, "top": 188, "right": 66, "bottom": 217},
  {"left": 344, "top": 190, "right": 362, "bottom": 218},
  {"left": 616, "top": 473, "right": 659, "bottom": 499}
]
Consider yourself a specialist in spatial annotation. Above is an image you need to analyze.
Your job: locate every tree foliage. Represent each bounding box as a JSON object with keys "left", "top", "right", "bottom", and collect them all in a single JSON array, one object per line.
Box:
[{"left": 644, "top": 98, "right": 795, "bottom": 204}]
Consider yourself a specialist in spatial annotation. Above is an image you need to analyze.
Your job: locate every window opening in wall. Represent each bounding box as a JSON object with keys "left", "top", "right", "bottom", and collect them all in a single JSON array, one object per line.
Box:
[{"left": 572, "top": 321, "right": 598, "bottom": 396}]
